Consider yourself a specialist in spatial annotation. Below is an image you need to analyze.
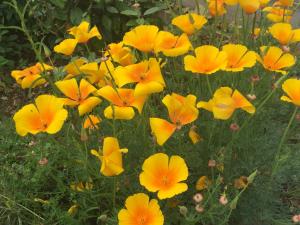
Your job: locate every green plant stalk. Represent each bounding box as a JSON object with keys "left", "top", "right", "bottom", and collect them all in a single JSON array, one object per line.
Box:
[
  {"left": 270, "top": 106, "right": 298, "bottom": 178},
  {"left": 205, "top": 75, "right": 213, "bottom": 95}
]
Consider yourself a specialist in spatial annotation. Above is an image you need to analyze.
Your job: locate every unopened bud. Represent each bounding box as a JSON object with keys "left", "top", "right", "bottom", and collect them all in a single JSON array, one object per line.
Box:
[
  {"left": 193, "top": 193, "right": 203, "bottom": 203},
  {"left": 178, "top": 206, "right": 188, "bottom": 217},
  {"left": 219, "top": 195, "right": 228, "bottom": 205},
  {"left": 230, "top": 123, "right": 240, "bottom": 131},
  {"left": 195, "top": 204, "right": 204, "bottom": 213}
]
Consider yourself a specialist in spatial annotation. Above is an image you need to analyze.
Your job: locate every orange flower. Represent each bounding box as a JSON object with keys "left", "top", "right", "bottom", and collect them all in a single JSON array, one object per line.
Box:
[
  {"left": 139, "top": 153, "right": 189, "bottom": 199},
  {"left": 68, "top": 21, "right": 102, "bottom": 43},
  {"left": 189, "top": 125, "right": 202, "bottom": 144},
  {"left": 55, "top": 78, "right": 101, "bottom": 115},
  {"left": 207, "top": 0, "right": 226, "bottom": 16},
  {"left": 222, "top": 44, "right": 256, "bottom": 72},
  {"left": 263, "top": 4, "right": 293, "bottom": 22},
  {"left": 123, "top": 25, "right": 159, "bottom": 52},
  {"left": 150, "top": 93, "right": 199, "bottom": 145},
  {"left": 256, "top": 46, "right": 296, "bottom": 74},
  {"left": 239, "top": 0, "right": 260, "bottom": 14},
  {"left": 91, "top": 137, "right": 128, "bottom": 176},
  {"left": 278, "top": 0, "right": 294, "bottom": 7},
  {"left": 196, "top": 176, "right": 211, "bottom": 191},
  {"left": 269, "top": 23, "right": 300, "bottom": 45},
  {"left": 197, "top": 87, "right": 255, "bottom": 120},
  {"left": 118, "top": 193, "right": 164, "bottom": 225},
  {"left": 64, "top": 58, "right": 87, "bottom": 79},
  {"left": 154, "top": 31, "right": 192, "bottom": 57},
  {"left": 184, "top": 45, "right": 227, "bottom": 75},
  {"left": 280, "top": 78, "right": 300, "bottom": 106},
  {"left": 97, "top": 85, "right": 148, "bottom": 120},
  {"left": 106, "top": 42, "right": 135, "bottom": 66},
  {"left": 11, "top": 63, "right": 52, "bottom": 89},
  {"left": 171, "top": 13, "right": 207, "bottom": 35},
  {"left": 13, "top": 95, "right": 68, "bottom": 136},
  {"left": 54, "top": 39, "right": 78, "bottom": 56},
  {"left": 79, "top": 60, "right": 115, "bottom": 86},
  {"left": 83, "top": 115, "right": 101, "bottom": 129},
  {"left": 114, "top": 58, "right": 165, "bottom": 96}
]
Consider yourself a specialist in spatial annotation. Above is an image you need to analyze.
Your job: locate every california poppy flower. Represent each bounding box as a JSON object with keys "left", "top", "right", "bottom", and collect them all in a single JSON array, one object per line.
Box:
[
  {"left": 184, "top": 45, "right": 227, "bottom": 75},
  {"left": 222, "top": 44, "right": 256, "bottom": 72},
  {"left": 118, "top": 193, "right": 164, "bottom": 225},
  {"left": 196, "top": 176, "right": 211, "bottom": 191},
  {"left": 83, "top": 115, "right": 101, "bottom": 129},
  {"left": 123, "top": 25, "right": 159, "bottom": 52},
  {"left": 68, "top": 21, "right": 102, "bottom": 43},
  {"left": 281, "top": 78, "right": 300, "bottom": 106},
  {"left": 171, "top": 13, "right": 207, "bottom": 35},
  {"left": 64, "top": 58, "right": 87, "bottom": 79},
  {"left": 239, "top": 0, "right": 260, "bottom": 14},
  {"left": 207, "top": 0, "right": 238, "bottom": 16},
  {"left": 189, "top": 125, "right": 202, "bottom": 144},
  {"left": 13, "top": 95, "right": 68, "bottom": 136},
  {"left": 91, "top": 137, "right": 128, "bottom": 176},
  {"left": 278, "top": 0, "right": 294, "bottom": 7},
  {"left": 263, "top": 4, "right": 293, "bottom": 22},
  {"left": 106, "top": 42, "right": 135, "bottom": 66},
  {"left": 55, "top": 78, "right": 101, "bottom": 115},
  {"left": 79, "top": 60, "right": 115, "bottom": 86},
  {"left": 54, "top": 39, "right": 78, "bottom": 56},
  {"left": 139, "top": 153, "right": 189, "bottom": 199},
  {"left": 114, "top": 58, "right": 165, "bottom": 96},
  {"left": 150, "top": 93, "right": 199, "bottom": 145},
  {"left": 154, "top": 31, "right": 192, "bottom": 57},
  {"left": 97, "top": 85, "right": 148, "bottom": 120},
  {"left": 11, "top": 63, "right": 52, "bottom": 89},
  {"left": 269, "top": 23, "right": 300, "bottom": 45},
  {"left": 197, "top": 87, "right": 255, "bottom": 120},
  {"left": 256, "top": 46, "right": 296, "bottom": 74}
]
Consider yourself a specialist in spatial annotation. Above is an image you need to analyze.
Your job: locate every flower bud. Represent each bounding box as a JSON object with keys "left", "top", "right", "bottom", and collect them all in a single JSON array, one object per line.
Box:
[
  {"left": 219, "top": 195, "right": 228, "bottom": 205},
  {"left": 193, "top": 193, "right": 203, "bottom": 203}
]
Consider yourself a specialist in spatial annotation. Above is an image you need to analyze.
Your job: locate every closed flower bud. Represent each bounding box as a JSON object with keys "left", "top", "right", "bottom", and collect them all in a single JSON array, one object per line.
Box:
[
  {"left": 219, "top": 195, "right": 228, "bottom": 205},
  {"left": 247, "top": 94, "right": 257, "bottom": 101},
  {"left": 230, "top": 123, "right": 240, "bottom": 131},
  {"left": 208, "top": 159, "right": 216, "bottom": 167},
  {"left": 98, "top": 214, "right": 107, "bottom": 222},
  {"left": 179, "top": 206, "right": 188, "bottom": 216},
  {"left": 195, "top": 204, "right": 204, "bottom": 213},
  {"left": 193, "top": 193, "right": 203, "bottom": 203},
  {"left": 282, "top": 45, "right": 290, "bottom": 53},
  {"left": 292, "top": 215, "right": 300, "bottom": 223},
  {"left": 251, "top": 75, "right": 260, "bottom": 83}
]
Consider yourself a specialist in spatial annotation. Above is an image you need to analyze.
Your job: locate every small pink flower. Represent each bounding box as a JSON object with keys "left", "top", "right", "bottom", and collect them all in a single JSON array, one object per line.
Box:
[
  {"left": 195, "top": 204, "right": 204, "bottom": 213},
  {"left": 208, "top": 160, "right": 216, "bottom": 167},
  {"left": 219, "top": 195, "right": 228, "bottom": 205},
  {"left": 292, "top": 215, "right": 300, "bottom": 223},
  {"left": 38, "top": 158, "right": 48, "bottom": 166},
  {"left": 230, "top": 123, "right": 240, "bottom": 131},
  {"left": 193, "top": 193, "right": 203, "bottom": 203}
]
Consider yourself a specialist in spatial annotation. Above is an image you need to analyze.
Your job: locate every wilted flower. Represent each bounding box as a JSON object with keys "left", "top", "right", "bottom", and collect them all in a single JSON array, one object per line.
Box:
[
  {"left": 189, "top": 125, "right": 202, "bottom": 144},
  {"left": 196, "top": 176, "right": 211, "bottom": 191},
  {"left": 13, "top": 95, "right": 68, "bottom": 136},
  {"left": 118, "top": 193, "right": 164, "bottom": 225},
  {"left": 150, "top": 93, "right": 198, "bottom": 145},
  {"left": 55, "top": 78, "right": 101, "bottom": 115},
  {"left": 197, "top": 87, "right": 255, "bottom": 120},
  {"left": 171, "top": 13, "right": 207, "bottom": 35},
  {"left": 123, "top": 25, "right": 159, "bottom": 52},
  {"left": 234, "top": 176, "right": 248, "bottom": 189},
  {"left": 139, "top": 153, "right": 189, "bottom": 199},
  {"left": 91, "top": 137, "right": 128, "bottom": 176},
  {"left": 257, "top": 46, "right": 296, "bottom": 75},
  {"left": 11, "top": 63, "right": 52, "bottom": 89},
  {"left": 97, "top": 86, "right": 148, "bottom": 120},
  {"left": 280, "top": 78, "right": 300, "bottom": 106},
  {"left": 184, "top": 45, "right": 227, "bottom": 75}
]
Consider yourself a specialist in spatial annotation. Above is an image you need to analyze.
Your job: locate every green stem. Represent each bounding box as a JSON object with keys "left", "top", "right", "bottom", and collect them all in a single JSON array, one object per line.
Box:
[
  {"left": 271, "top": 106, "right": 298, "bottom": 177},
  {"left": 206, "top": 75, "right": 213, "bottom": 95}
]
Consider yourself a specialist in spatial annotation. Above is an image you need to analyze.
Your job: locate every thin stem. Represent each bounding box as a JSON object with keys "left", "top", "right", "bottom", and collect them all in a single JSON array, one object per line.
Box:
[{"left": 206, "top": 75, "right": 213, "bottom": 95}]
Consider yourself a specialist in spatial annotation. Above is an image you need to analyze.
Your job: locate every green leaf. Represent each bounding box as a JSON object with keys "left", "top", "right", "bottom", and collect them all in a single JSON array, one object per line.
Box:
[
  {"left": 70, "top": 7, "right": 83, "bottom": 25},
  {"left": 107, "top": 6, "right": 119, "bottom": 14},
  {"left": 247, "top": 169, "right": 258, "bottom": 184},
  {"left": 50, "top": 0, "right": 66, "bottom": 9},
  {"left": 120, "top": 9, "right": 140, "bottom": 17},
  {"left": 143, "top": 6, "right": 165, "bottom": 16}
]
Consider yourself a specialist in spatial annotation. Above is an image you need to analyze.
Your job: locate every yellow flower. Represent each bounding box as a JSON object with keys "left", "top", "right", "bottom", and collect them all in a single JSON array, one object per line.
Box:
[
  {"left": 150, "top": 93, "right": 199, "bottom": 145},
  {"left": 64, "top": 58, "right": 87, "bottom": 79},
  {"left": 197, "top": 87, "right": 255, "bottom": 120},
  {"left": 239, "top": 0, "right": 260, "bottom": 14},
  {"left": 269, "top": 23, "right": 300, "bottom": 45},
  {"left": 256, "top": 46, "right": 296, "bottom": 75},
  {"left": 184, "top": 45, "right": 227, "bottom": 75},
  {"left": 79, "top": 60, "right": 115, "bottom": 85},
  {"left": 106, "top": 42, "right": 135, "bottom": 66},
  {"left": 54, "top": 39, "right": 78, "bottom": 56},
  {"left": 123, "top": 25, "right": 159, "bottom": 52},
  {"left": 91, "top": 137, "right": 128, "bottom": 176},
  {"left": 196, "top": 176, "right": 211, "bottom": 191},
  {"left": 67, "top": 204, "right": 79, "bottom": 216},
  {"left": 278, "top": 0, "right": 294, "bottom": 7},
  {"left": 83, "top": 115, "right": 101, "bottom": 129},
  {"left": 254, "top": 28, "right": 261, "bottom": 37},
  {"left": 139, "top": 153, "right": 189, "bottom": 199},
  {"left": 118, "top": 193, "right": 164, "bottom": 225},
  {"left": 222, "top": 44, "right": 256, "bottom": 72},
  {"left": 11, "top": 63, "right": 52, "bottom": 89},
  {"left": 259, "top": 0, "right": 270, "bottom": 8},
  {"left": 280, "top": 78, "right": 300, "bottom": 106},
  {"left": 70, "top": 180, "right": 93, "bottom": 191},
  {"left": 154, "top": 31, "right": 192, "bottom": 57},
  {"left": 55, "top": 78, "right": 101, "bottom": 115},
  {"left": 114, "top": 58, "right": 165, "bottom": 96},
  {"left": 263, "top": 4, "right": 293, "bottom": 23},
  {"left": 68, "top": 21, "right": 102, "bottom": 43},
  {"left": 13, "top": 95, "right": 68, "bottom": 136},
  {"left": 97, "top": 85, "right": 148, "bottom": 120},
  {"left": 189, "top": 126, "right": 202, "bottom": 144},
  {"left": 171, "top": 13, "right": 207, "bottom": 35}
]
